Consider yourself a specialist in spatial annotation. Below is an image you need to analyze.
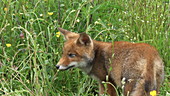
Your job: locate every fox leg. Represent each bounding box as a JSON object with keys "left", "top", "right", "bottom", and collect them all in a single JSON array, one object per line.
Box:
[
  {"left": 155, "top": 60, "right": 164, "bottom": 93},
  {"left": 129, "top": 78, "right": 156, "bottom": 96},
  {"left": 129, "top": 78, "right": 146, "bottom": 96},
  {"left": 99, "top": 83, "right": 105, "bottom": 95},
  {"left": 99, "top": 83, "right": 117, "bottom": 96},
  {"left": 123, "top": 80, "right": 136, "bottom": 96},
  {"left": 107, "top": 84, "right": 117, "bottom": 96}
]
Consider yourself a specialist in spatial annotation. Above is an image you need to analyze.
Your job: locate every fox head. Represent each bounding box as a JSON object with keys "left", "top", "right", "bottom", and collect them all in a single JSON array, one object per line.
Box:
[{"left": 56, "top": 28, "right": 94, "bottom": 72}]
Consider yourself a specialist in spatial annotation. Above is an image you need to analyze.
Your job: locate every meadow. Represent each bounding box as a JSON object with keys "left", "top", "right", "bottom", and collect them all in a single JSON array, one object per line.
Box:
[{"left": 0, "top": 0, "right": 169, "bottom": 96}]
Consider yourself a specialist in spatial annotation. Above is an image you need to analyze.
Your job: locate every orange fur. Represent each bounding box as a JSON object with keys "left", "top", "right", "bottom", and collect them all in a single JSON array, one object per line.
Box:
[{"left": 56, "top": 28, "right": 164, "bottom": 96}]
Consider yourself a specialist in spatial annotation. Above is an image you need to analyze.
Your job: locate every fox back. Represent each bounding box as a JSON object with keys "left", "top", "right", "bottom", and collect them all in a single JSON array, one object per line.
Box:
[{"left": 56, "top": 28, "right": 164, "bottom": 96}]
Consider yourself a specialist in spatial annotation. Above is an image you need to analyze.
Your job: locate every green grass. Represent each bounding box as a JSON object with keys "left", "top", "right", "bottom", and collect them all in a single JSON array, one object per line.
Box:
[{"left": 0, "top": 0, "right": 169, "bottom": 96}]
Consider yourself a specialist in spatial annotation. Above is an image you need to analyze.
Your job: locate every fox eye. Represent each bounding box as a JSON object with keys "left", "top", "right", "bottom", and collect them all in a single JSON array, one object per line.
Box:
[{"left": 68, "top": 53, "right": 76, "bottom": 58}]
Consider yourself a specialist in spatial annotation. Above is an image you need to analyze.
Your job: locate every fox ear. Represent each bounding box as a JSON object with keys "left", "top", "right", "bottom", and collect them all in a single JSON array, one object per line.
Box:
[
  {"left": 77, "top": 33, "right": 92, "bottom": 46},
  {"left": 58, "top": 27, "right": 78, "bottom": 40}
]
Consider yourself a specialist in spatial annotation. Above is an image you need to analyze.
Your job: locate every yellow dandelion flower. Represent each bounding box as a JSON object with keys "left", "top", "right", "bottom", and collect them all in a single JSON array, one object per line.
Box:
[
  {"left": 150, "top": 90, "right": 157, "bottom": 96},
  {"left": 4, "top": 8, "right": 8, "bottom": 11},
  {"left": 48, "top": 12, "right": 53, "bottom": 16},
  {"left": 107, "top": 23, "right": 112, "bottom": 26},
  {"left": 6, "top": 44, "right": 11, "bottom": 47},
  {"left": 56, "top": 32, "right": 60, "bottom": 37}
]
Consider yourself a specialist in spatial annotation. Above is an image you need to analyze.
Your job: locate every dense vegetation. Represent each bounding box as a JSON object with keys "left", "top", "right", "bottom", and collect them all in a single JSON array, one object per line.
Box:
[{"left": 0, "top": 0, "right": 169, "bottom": 96}]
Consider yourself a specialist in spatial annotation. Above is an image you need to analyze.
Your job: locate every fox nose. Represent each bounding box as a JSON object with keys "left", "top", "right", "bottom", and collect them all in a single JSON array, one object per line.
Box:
[{"left": 56, "top": 65, "right": 60, "bottom": 69}]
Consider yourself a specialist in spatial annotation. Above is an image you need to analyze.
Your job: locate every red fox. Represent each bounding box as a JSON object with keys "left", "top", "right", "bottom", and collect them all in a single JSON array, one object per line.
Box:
[{"left": 56, "top": 28, "right": 164, "bottom": 96}]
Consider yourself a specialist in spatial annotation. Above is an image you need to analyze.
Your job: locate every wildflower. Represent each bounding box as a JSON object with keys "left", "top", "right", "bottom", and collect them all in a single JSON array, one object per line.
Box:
[
  {"left": 56, "top": 32, "right": 60, "bottom": 37},
  {"left": 40, "top": 14, "right": 43, "bottom": 17},
  {"left": 30, "top": 19, "right": 34, "bottom": 22},
  {"left": 107, "top": 23, "right": 112, "bottom": 26},
  {"left": 6, "top": 44, "right": 11, "bottom": 47},
  {"left": 26, "top": 80, "right": 30, "bottom": 83},
  {"left": 20, "top": 33, "right": 24, "bottom": 39},
  {"left": 54, "top": 20, "right": 57, "bottom": 23},
  {"left": 2, "top": 78, "right": 5, "bottom": 81},
  {"left": 123, "top": 11, "right": 127, "bottom": 14},
  {"left": 150, "top": 90, "right": 157, "bottom": 96},
  {"left": 4, "top": 8, "right": 7, "bottom": 11},
  {"left": 48, "top": 12, "right": 53, "bottom": 16},
  {"left": 90, "top": 6, "right": 93, "bottom": 8},
  {"left": 95, "top": 21, "right": 100, "bottom": 25},
  {"left": 13, "top": 65, "right": 18, "bottom": 70},
  {"left": 76, "top": 19, "right": 80, "bottom": 23},
  {"left": 118, "top": 19, "right": 122, "bottom": 22},
  {"left": 141, "top": 20, "right": 145, "bottom": 23}
]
